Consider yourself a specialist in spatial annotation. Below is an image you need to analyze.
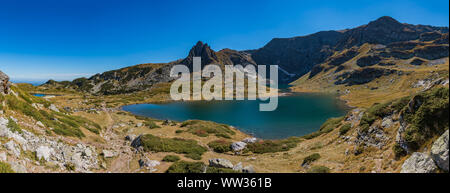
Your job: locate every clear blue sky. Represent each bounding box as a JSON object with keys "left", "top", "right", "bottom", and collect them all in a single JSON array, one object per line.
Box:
[{"left": 1, "top": 0, "right": 448, "bottom": 82}]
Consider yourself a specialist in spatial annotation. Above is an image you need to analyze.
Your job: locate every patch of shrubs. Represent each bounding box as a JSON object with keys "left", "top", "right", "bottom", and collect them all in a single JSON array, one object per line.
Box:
[
  {"left": 208, "top": 140, "right": 232, "bottom": 153},
  {"left": 246, "top": 137, "right": 301, "bottom": 154},
  {"left": 144, "top": 120, "right": 161, "bottom": 129},
  {"left": 180, "top": 120, "right": 235, "bottom": 138},
  {"left": 5, "top": 94, "right": 85, "bottom": 138},
  {"left": 400, "top": 87, "right": 449, "bottom": 152},
  {"left": 139, "top": 134, "right": 207, "bottom": 160},
  {"left": 339, "top": 123, "right": 352, "bottom": 136},
  {"left": 302, "top": 116, "right": 344, "bottom": 139},
  {"left": 0, "top": 162, "right": 14, "bottom": 173},
  {"left": 7, "top": 118, "right": 23, "bottom": 134},
  {"left": 166, "top": 161, "right": 205, "bottom": 173},
  {"left": 302, "top": 153, "right": 321, "bottom": 166},
  {"left": 162, "top": 155, "right": 181, "bottom": 162},
  {"left": 165, "top": 161, "right": 240, "bottom": 173},
  {"left": 319, "top": 117, "right": 344, "bottom": 133}
]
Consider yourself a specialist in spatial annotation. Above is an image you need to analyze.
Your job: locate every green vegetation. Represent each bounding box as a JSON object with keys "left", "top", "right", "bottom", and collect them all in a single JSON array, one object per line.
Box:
[
  {"left": 0, "top": 162, "right": 14, "bottom": 173},
  {"left": 392, "top": 143, "right": 407, "bottom": 158},
  {"left": 339, "top": 123, "right": 352, "bottom": 136},
  {"left": 302, "top": 153, "right": 321, "bottom": 166},
  {"left": 307, "top": 166, "right": 330, "bottom": 173},
  {"left": 205, "top": 167, "right": 240, "bottom": 173},
  {"left": 162, "top": 155, "right": 181, "bottom": 162},
  {"left": 400, "top": 87, "right": 449, "bottom": 151},
  {"left": 139, "top": 134, "right": 207, "bottom": 160},
  {"left": 65, "top": 163, "right": 76, "bottom": 171},
  {"left": 319, "top": 117, "right": 344, "bottom": 133},
  {"left": 7, "top": 118, "right": 23, "bottom": 134},
  {"left": 144, "top": 120, "right": 161, "bottom": 129},
  {"left": 166, "top": 161, "right": 205, "bottom": 173},
  {"left": 165, "top": 161, "right": 239, "bottom": 173},
  {"left": 246, "top": 137, "right": 301, "bottom": 154},
  {"left": 4, "top": 91, "right": 101, "bottom": 138},
  {"left": 360, "top": 96, "right": 411, "bottom": 133},
  {"left": 208, "top": 140, "right": 232, "bottom": 153},
  {"left": 302, "top": 116, "right": 344, "bottom": 139},
  {"left": 180, "top": 120, "right": 235, "bottom": 138}
]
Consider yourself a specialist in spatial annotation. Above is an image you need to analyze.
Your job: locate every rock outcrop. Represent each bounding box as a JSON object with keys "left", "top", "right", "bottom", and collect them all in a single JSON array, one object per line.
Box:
[
  {"left": 209, "top": 158, "right": 234, "bottom": 169},
  {"left": 431, "top": 130, "right": 449, "bottom": 172},
  {"left": 0, "top": 70, "right": 10, "bottom": 94},
  {"left": 401, "top": 152, "right": 438, "bottom": 173}
]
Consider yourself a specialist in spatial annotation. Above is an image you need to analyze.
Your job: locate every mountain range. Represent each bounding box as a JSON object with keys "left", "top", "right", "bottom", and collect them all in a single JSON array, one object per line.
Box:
[{"left": 42, "top": 16, "right": 449, "bottom": 95}]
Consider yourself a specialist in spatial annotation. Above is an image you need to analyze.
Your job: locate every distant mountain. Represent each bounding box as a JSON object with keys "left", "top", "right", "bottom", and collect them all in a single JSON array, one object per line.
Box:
[
  {"left": 41, "top": 16, "right": 449, "bottom": 94},
  {"left": 249, "top": 16, "right": 448, "bottom": 83}
]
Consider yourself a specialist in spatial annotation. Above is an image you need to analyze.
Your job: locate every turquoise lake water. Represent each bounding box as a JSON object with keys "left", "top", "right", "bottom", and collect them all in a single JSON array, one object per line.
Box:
[{"left": 122, "top": 94, "right": 349, "bottom": 139}]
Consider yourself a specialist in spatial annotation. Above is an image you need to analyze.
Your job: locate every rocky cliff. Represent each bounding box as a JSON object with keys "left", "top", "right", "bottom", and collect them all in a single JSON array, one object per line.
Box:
[{"left": 0, "top": 70, "right": 10, "bottom": 94}]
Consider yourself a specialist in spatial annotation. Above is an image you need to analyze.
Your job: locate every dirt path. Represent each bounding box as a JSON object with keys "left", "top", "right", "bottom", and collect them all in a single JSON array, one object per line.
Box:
[{"left": 102, "top": 110, "right": 136, "bottom": 173}]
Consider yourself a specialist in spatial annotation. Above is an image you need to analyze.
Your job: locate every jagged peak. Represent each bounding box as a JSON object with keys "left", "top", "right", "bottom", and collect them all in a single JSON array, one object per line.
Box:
[
  {"left": 182, "top": 41, "right": 218, "bottom": 66},
  {"left": 188, "top": 41, "right": 215, "bottom": 56}
]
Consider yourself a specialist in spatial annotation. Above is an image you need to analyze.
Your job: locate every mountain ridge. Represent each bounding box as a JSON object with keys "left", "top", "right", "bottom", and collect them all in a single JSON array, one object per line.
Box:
[{"left": 41, "top": 16, "right": 449, "bottom": 94}]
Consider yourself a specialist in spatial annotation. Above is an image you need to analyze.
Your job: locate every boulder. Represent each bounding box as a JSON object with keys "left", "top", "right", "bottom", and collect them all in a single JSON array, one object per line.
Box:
[
  {"left": 139, "top": 158, "right": 160, "bottom": 168},
  {"left": 0, "top": 70, "right": 10, "bottom": 94},
  {"left": 381, "top": 117, "right": 393, "bottom": 128},
  {"left": 401, "top": 152, "right": 438, "bottom": 173},
  {"left": 3, "top": 141, "right": 20, "bottom": 157},
  {"left": 49, "top": 104, "right": 60, "bottom": 112},
  {"left": 231, "top": 142, "right": 247, "bottom": 152},
  {"left": 36, "top": 146, "right": 54, "bottom": 161},
  {"left": 242, "top": 138, "right": 257, "bottom": 144},
  {"left": 102, "top": 150, "right": 116, "bottom": 158},
  {"left": 36, "top": 121, "right": 45, "bottom": 128},
  {"left": 430, "top": 130, "right": 449, "bottom": 172},
  {"left": 209, "top": 158, "right": 233, "bottom": 169}
]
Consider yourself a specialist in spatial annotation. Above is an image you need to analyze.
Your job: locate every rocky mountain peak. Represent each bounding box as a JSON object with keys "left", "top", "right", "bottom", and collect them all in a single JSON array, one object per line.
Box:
[
  {"left": 182, "top": 41, "right": 218, "bottom": 67},
  {"left": 0, "top": 70, "right": 11, "bottom": 94},
  {"left": 368, "top": 16, "right": 401, "bottom": 26}
]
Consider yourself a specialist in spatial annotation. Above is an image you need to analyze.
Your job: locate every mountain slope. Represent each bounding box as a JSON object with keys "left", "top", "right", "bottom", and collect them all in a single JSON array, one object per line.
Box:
[{"left": 249, "top": 16, "right": 448, "bottom": 83}]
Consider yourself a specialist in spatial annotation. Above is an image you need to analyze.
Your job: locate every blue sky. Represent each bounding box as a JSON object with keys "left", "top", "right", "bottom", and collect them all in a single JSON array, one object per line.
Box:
[{"left": 1, "top": 0, "right": 449, "bottom": 82}]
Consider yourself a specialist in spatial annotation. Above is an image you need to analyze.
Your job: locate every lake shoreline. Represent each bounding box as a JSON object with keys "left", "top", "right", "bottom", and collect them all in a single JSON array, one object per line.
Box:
[{"left": 121, "top": 92, "right": 350, "bottom": 140}]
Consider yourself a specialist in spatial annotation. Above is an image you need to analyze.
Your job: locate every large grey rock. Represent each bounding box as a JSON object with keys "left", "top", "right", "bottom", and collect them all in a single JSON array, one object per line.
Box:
[
  {"left": 49, "top": 104, "right": 60, "bottom": 112},
  {"left": 139, "top": 158, "right": 160, "bottom": 169},
  {"left": 401, "top": 152, "right": 438, "bottom": 173},
  {"left": 3, "top": 141, "right": 20, "bottom": 157},
  {"left": 231, "top": 142, "right": 247, "bottom": 152},
  {"left": 0, "top": 70, "right": 10, "bottom": 94},
  {"left": 209, "top": 158, "right": 234, "bottom": 169},
  {"left": 36, "top": 146, "right": 54, "bottom": 161},
  {"left": 242, "top": 138, "right": 257, "bottom": 144},
  {"left": 431, "top": 130, "right": 449, "bottom": 172},
  {"left": 102, "top": 150, "right": 116, "bottom": 158}
]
